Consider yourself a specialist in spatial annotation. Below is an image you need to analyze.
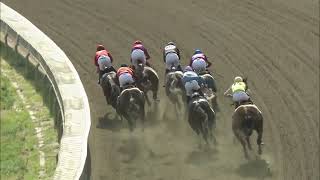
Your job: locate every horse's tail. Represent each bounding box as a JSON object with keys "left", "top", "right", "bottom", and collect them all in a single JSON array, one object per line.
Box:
[{"left": 193, "top": 102, "right": 208, "bottom": 129}]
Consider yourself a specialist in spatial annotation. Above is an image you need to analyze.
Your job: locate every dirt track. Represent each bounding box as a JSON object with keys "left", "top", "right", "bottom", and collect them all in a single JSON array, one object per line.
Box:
[{"left": 3, "top": 0, "right": 319, "bottom": 179}]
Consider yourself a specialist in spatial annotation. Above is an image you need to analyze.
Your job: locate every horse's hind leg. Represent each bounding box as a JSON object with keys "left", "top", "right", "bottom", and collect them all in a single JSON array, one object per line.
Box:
[
  {"left": 256, "top": 118, "right": 264, "bottom": 155},
  {"left": 144, "top": 93, "right": 151, "bottom": 106},
  {"left": 235, "top": 131, "right": 249, "bottom": 159},
  {"left": 141, "top": 107, "right": 145, "bottom": 132},
  {"left": 152, "top": 90, "right": 158, "bottom": 101},
  {"left": 257, "top": 129, "right": 263, "bottom": 155},
  {"left": 246, "top": 136, "right": 252, "bottom": 150}
]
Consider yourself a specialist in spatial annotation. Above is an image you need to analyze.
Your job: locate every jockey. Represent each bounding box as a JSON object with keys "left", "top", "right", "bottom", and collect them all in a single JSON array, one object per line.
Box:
[
  {"left": 189, "top": 49, "right": 212, "bottom": 73},
  {"left": 116, "top": 64, "right": 136, "bottom": 91},
  {"left": 94, "top": 44, "right": 116, "bottom": 84},
  {"left": 181, "top": 66, "right": 205, "bottom": 103},
  {"left": 130, "top": 40, "right": 151, "bottom": 69},
  {"left": 163, "top": 41, "right": 182, "bottom": 73},
  {"left": 162, "top": 41, "right": 182, "bottom": 87},
  {"left": 224, "top": 76, "right": 252, "bottom": 108}
]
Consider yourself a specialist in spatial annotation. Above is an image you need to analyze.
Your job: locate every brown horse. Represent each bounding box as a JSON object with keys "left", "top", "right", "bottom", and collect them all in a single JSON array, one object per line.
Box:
[
  {"left": 232, "top": 104, "right": 264, "bottom": 159},
  {"left": 135, "top": 62, "right": 159, "bottom": 105},
  {"left": 100, "top": 71, "right": 120, "bottom": 109},
  {"left": 116, "top": 87, "right": 145, "bottom": 131}
]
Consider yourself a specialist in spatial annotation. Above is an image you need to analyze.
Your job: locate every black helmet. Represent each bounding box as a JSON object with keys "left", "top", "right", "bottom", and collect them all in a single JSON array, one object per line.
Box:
[
  {"left": 120, "top": 64, "right": 128, "bottom": 67},
  {"left": 96, "top": 44, "right": 105, "bottom": 51},
  {"left": 167, "top": 41, "right": 175, "bottom": 46}
]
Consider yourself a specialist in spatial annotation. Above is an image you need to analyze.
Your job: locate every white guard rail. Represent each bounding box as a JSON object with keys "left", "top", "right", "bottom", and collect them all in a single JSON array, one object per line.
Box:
[{"left": 0, "top": 3, "right": 91, "bottom": 180}]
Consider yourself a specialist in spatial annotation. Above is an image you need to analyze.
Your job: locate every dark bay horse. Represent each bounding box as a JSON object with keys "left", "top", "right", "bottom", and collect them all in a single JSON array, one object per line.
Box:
[
  {"left": 135, "top": 62, "right": 159, "bottom": 105},
  {"left": 232, "top": 104, "right": 264, "bottom": 159},
  {"left": 116, "top": 87, "right": 145, "bottom": 131},
  {"left": 188, "top": 92, "right": 216, "bottom": 145},
  {"left": 199, "top": 72, "right": 219, "bottom": 112},
  {"left": 100, "top": 71, "right": 120, "bottom": 109}
]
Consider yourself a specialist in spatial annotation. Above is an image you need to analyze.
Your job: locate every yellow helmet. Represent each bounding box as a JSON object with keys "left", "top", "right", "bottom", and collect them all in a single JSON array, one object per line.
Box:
[{"left": 234, "top": 76, "right": 243, "bottom": 83}]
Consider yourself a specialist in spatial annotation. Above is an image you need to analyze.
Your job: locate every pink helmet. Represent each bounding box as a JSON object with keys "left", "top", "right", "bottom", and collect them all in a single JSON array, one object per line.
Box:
[{"left": 184, "top": 66, "right": 193, "bottom": 72}]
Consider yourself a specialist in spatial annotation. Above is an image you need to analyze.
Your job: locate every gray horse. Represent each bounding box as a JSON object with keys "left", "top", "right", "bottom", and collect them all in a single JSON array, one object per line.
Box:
[
  {"left": 165, "top": 67, "right": 185, "bottom": 108},
  {"left": 100, "top": 71, "right": 120, "bottom": 109},
  {"left": 135, "top": 62, "right": 159, "bottom": 105},
  {"left": 116, "top": 87, "right": 145, "bottom": 131},
  {"left": 232, "top": 104, "right": 264, "bottom": 159},
  {"left": 188, "top": 92, "right": 216, "bottom": 145}
]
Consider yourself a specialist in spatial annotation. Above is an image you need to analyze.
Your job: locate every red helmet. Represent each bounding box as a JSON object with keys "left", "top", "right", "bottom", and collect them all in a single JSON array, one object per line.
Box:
[
  {"left": 96, "top": 44, "right": 105, "bottom": 51},
  {"left": 133, "top": 40, "right": 142, "bottom": 45}
]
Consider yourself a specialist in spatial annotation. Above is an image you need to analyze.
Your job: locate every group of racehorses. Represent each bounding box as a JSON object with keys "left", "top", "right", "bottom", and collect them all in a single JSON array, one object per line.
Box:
[{"left": 99, "top": 62, "right": 264, "bottom": 159}]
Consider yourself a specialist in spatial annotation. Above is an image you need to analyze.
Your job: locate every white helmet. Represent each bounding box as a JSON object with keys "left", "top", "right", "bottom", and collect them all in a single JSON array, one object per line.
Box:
[{"left": 234, "top": 76, "right": 243, "bottom": 83}]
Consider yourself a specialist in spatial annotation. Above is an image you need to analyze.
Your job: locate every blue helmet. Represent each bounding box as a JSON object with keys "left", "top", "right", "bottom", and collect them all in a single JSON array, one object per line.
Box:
[{"left": 194, "top": 49, "right": 202, "bottom": 55}]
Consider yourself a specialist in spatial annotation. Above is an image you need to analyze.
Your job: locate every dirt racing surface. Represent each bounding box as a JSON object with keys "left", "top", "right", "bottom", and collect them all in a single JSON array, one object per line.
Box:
[{"left": 3, "top": 0, "right": 319, "bottom": 179}]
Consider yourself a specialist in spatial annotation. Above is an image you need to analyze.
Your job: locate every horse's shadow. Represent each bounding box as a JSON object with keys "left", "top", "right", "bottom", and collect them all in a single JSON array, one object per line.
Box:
[
  {"left": 96, "top": 112, "right": 124, "bottom": 131},
  {"left": 185, "top": 147, "right": 219, "bottom": 166},
  {"left": 236, "top": 158, "right": 272, "bottom": 178}
]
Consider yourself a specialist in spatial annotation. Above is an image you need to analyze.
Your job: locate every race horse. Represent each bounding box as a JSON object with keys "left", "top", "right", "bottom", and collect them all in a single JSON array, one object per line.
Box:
[
  {"left": 198, "top": 71, "right": 219, "bottom": 112},
  {"left": 116, "top": 86, "right": 145, "bottom": 131},
  {"left": 135, "top": 62, "right": 159, "bottom": 105},
  {"left": 188, "top": 92, "right": 216, "bottom": 145},
  {"left": 165, "top": 66, "right": 185, "bottom": 109},
  {"left": 100, "top": 71, "right": 120, "bottom": 109},
  {"left": 232, "top": 104, "right": 264, "bottom": 159}
]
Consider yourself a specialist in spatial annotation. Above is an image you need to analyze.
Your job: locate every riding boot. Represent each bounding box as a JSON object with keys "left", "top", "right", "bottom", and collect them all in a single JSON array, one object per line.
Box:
[
  {"left": 98, "top": 70, "right": 103, "bottom": 84},
  {"left": 234, "top": 102, "right": 240, "bottom": 109},
  {"left": 146, "top": 61, "right": 151, "bottom": 67}
]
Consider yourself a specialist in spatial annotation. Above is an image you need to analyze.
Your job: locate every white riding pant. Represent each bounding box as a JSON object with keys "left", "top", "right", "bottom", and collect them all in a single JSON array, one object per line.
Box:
[
  {"left": 232, "top": 91, "right": 250, "bottom": 102},
  {"left": 191, "top": 58, "right": 207, "bottom": 73},
  {"left": 98, "top": 55, "right": 112, "bottom": 70},
  {"left": 165, "top": 53, "right": 180, "bottom": 70},
  {"left": 131, "top": 49, "right": 146, "bottom": 69},
  {"left": 185, "top": 80, "right": 201, "bottom": 96},
  {"left": 119, "top": 73, "right": 134, "bottom": 88}
]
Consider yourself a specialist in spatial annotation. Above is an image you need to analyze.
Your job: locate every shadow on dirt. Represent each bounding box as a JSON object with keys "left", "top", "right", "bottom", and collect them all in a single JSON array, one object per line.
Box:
[
  {"left": 118, "top": 137, "right": 141, "bottom": 164},
  {"left": 236, "top": 159, "right": 272, "bottom": 178},
  {"left": 185, "top": 148, "right": 219, "bottom": 166},
  {"left": 96, "top": 112, "right": 123, "bottom": 131}
]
